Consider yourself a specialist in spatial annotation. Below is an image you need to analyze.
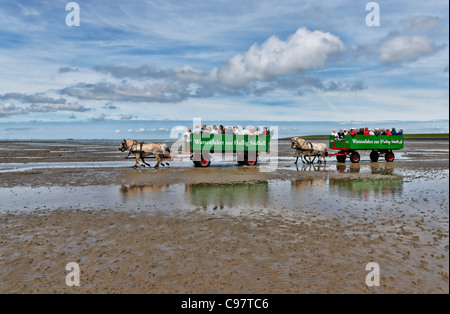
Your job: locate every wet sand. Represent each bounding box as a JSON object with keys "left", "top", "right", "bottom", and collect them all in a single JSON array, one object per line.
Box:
[{"left": 0, "top": 139, "right": 448, "bottom": 293}]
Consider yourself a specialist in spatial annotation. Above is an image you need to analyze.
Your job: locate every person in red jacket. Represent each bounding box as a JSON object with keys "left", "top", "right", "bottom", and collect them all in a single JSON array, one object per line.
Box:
[
  {"left": 363, "top": 127, "right": 370, "bottom": 135},
  {"left": 349, "top": 128, "right": 358, "bottom": 136},
  {"left": 386, "top": 129, "right": 392, "bottom": 135}
]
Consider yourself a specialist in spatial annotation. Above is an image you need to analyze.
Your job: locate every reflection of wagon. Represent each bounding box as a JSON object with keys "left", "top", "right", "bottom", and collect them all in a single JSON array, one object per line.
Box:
[
  {"left": 329, "top": 135, "right": 404, "bottom": 163},
  {"left": 189, "top": 133, "right": 272, "bottom": 167}
]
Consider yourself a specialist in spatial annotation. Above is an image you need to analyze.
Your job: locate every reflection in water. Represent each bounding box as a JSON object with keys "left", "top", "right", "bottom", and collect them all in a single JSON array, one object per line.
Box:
[
  {"left": 295, "top": 163, "right": 327, "bottom": 172},
  {"left": 291, "top": 178, "right": 327, "bottom": 190},
  {"left": 329, "top": 177, "right": 403, "bottom": 200},
  {"left": 116, "top": 177, "right": 404, "bottom": 214},
  {"left": 335, "top": 164, "right": 394, "bottom": 175},
  {"left": 336, "top": 164, "right": 360, "bottom": 173},
  {"left": 186, "top": 182, "right": 269, "bottom": 210},
  {"left": 369, "top": 165, "right": 394, "bottom": 175},
  {"left": 120, "top": 184, "right": 170, "bottom": 201}
]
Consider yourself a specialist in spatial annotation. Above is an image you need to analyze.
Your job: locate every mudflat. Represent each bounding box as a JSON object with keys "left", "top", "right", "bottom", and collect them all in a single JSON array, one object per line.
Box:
[{"left": 0, "top": 139, "right": 448, "bottom": 293}]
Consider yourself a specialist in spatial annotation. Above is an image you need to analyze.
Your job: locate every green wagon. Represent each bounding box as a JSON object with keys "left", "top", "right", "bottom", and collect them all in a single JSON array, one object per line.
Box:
[
  {"left": 329, "top": 135, "right": 404, "bottom": 163},
  {"left": 190, "top": 133, "right": 272, "bottom": 167}
]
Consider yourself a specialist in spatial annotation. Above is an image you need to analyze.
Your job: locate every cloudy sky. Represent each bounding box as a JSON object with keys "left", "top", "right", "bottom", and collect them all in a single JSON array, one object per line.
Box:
[{"left": 0, "top": 0, "right": 448, "bottom": 129}]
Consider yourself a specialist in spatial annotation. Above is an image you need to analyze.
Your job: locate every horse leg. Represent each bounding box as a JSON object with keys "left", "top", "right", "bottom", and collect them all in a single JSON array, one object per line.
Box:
[
  {"left": 134, "top": 154, "right": 141, "bottom": 169},
  {"left": 154, "top": 156, "right": 161, "bottom": 169},
  {"left": 141, "top": 156, "right": 151, "bottom": 167},
  {"left": 159, "top": 154, "right": 167, "bottom": 167},
  {"left": 305, "top": 153, "right": 312, "bottom": 164}
]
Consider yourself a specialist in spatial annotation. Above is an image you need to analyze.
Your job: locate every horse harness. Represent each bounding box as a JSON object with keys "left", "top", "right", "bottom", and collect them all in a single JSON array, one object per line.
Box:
[
  {"left": 128, "top": 140, "right": 144, "bottom": 157},
  {"left": 299, "top": 140, "right": 314, "bottom": 152},
  {"left": 128, "top": 140, "right": 164, "bottom": 158}
]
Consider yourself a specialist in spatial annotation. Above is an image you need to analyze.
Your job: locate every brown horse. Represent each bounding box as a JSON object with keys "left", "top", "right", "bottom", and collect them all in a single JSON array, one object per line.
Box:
[
  {"left": 291, "top": 137, "right": 328, "bottom": 164},
  {"left": 119, "top": 139, "right": 171, "bottom": 169}
]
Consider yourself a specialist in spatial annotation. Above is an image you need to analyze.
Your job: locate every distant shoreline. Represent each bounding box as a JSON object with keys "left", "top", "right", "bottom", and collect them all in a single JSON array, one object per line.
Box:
[
  {"left": 0, "top": 133, "right": 448, "bottom": 142},
  {"left": 279, "top": 133, "right": 449, "bottom": 141}
]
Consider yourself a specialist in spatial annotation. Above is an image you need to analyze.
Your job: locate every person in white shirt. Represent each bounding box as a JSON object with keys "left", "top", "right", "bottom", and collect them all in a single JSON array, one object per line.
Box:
[
  {"left": 192, "top": 125, "right": 201, "bottom": 134},
  {"left": 331, "top": 129, "right": 338, "bottom": 139},
  {"left": 183, "top": 128, "right": 192, "bottom": 152},
  {"left": 210, "top": 125, "right": 218, "bottom": 134}
]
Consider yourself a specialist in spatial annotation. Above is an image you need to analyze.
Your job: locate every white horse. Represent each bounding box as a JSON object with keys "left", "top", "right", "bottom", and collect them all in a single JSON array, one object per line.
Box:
[
  {"left": 291, "top": 137, "right": 328, "bottom": 164},
  {"left": 119, "top": 139, "right": 171, "bottom": 169}
]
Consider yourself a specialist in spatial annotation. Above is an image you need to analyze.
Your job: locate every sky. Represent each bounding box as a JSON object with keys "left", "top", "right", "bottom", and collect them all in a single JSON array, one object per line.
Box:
[{"left": 0, "top": 0, "right": 448, "bottom": 138}]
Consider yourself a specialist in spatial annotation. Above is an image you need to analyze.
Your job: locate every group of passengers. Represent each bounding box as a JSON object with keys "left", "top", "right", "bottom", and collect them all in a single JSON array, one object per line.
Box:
[
  {"left": 187, "top": 125, "right": 269, "bottom": 136},
  {"left": 331, "top": 127, "right": 403, "bottom": 140}
]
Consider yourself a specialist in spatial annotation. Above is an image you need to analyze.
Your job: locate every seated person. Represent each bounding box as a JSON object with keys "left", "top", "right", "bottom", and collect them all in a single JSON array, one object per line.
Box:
[
  {"left": 397, "top": 129, "right": 403, "bottom": 136},
  {"left": 348, "top": 128, "right": 358, "bottom": 136},
  {"left": 260, "top": 127, "right": 269, "bottom": 136},
  {"left": 331, "top": 129, "right": 338, "bottom": 139},
  {"left": 386, "top": 129, "right": 392, "bottom": 135},
  {"left": 357, "top": 128, "right": 365, "bottom": 135},
  {"left": 193, "top": 125, "right": 201, "bottom": 134},
  {"left": 210, "top": 125, "right": 218, "bottom": 134},
  {"left": 363, "top": 127, "right": 370, "bottom": 135},
  {"left": 337, "top": 129, "right": 345, "bottom": 140},
  {"left": 391, "top": 128, "right": 398, "bottom": 135}
]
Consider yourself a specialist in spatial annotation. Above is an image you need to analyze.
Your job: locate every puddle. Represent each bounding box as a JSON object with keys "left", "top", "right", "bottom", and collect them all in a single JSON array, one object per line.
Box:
[{"left": 3, "top": 174, "right": 446, "bottom": 220}]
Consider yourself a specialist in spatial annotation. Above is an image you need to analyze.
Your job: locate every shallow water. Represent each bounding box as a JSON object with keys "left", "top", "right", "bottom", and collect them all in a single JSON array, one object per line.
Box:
[{"left": 2, "top": 170, "right": 447, "bottom": 222}]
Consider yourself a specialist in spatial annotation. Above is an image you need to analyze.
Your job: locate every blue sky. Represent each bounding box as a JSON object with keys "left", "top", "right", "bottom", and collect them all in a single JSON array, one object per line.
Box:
[{"left": 0, "top": 0, "right": 448, "bottom": 138}]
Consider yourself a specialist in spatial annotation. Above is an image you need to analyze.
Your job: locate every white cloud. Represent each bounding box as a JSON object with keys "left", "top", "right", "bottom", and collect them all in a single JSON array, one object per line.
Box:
[
  {"left": 91, "top": 113, "right": 107, "bottom": 121},
  {"left": 404, "top": 16, "right": 441, "bottom": 33},
  {"left": 216, "top": 27, "right": 346, "bottom": 87},
  {"left": 379, "top": 35, "right": 440, "bottom": 64},
  {"left": 0, "top": 103, "right": 26, "bottom": 117}
]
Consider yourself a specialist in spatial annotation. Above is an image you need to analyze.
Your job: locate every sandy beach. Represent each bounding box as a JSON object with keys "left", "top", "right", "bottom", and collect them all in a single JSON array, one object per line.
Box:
[{"left": 0, "top": 139, "right": 448, "bottom": 293}]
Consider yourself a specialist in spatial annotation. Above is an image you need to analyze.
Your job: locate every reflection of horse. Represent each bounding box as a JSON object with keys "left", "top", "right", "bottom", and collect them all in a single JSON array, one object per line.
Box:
[
  {"left": 291, "top": 178, "right": 327, "bottom": 189},
  {"left": 291, "top": 137, "right": 328, "bottom": 164},
  {"left": 295, "top": 163, "right": 327, "bottom": 172},
  {"left": 119, "top": 139, "right": 171, "bottom": 169},
  {"left": 120, "top": 184, "right": 169, "bottom": 194}
]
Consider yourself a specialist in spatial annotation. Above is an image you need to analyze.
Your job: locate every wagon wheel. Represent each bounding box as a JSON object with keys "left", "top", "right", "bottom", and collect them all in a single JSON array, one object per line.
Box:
[
  {"left": 245, "top": 153, "right": 258, "bottom": 166},
  {"left": 193, "top": 155, "right": 211, "bottom": 167},
  {"left": 370, "top": 151, "right": 379, "bottom": 162},
  {"left": 350, "top": 152, "right": 360, "bottom": 163},
  {"left": 336, "top": 154, "right": 346, "bottom": 163},
  {"left": 385, "top": 151, "right": 395, "bottom": 162},
  {"left": 199, "top": 156, "right": 211, "bottom": 167}
]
